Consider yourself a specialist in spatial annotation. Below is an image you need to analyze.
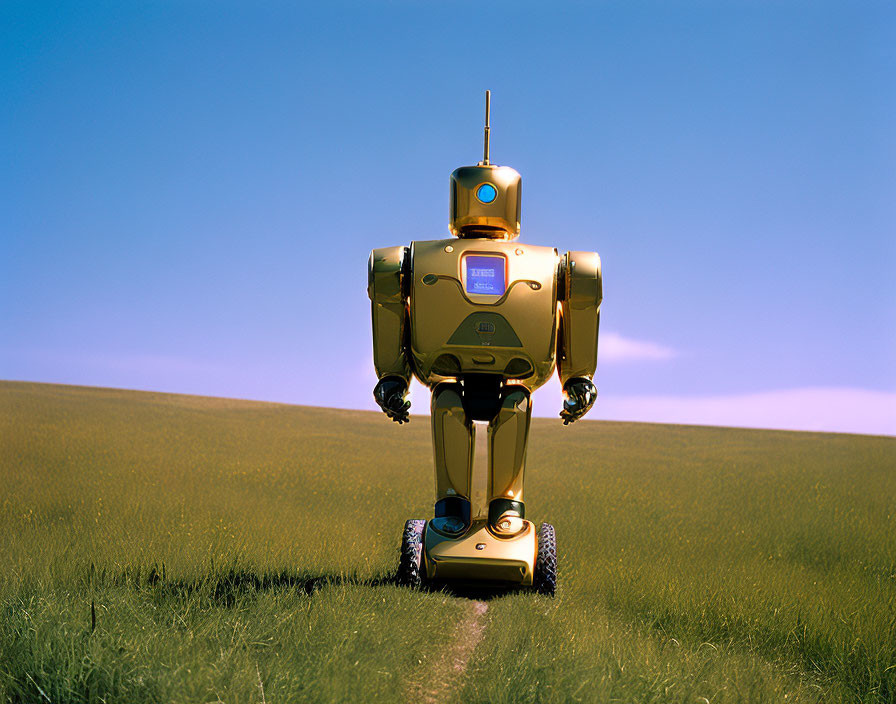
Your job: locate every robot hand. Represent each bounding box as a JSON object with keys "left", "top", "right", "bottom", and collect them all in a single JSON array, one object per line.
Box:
[
  {"left": 374, "top": 376, "right": 411, "bottom": 424},
  {"left": 560, "top": 377, "right": 597, "bottom": 425}
]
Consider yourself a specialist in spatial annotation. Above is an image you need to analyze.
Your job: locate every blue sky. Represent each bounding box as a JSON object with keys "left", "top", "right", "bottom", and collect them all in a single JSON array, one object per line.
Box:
[{"left": 2, "top": 1, "right": 894, "bottom": 434}]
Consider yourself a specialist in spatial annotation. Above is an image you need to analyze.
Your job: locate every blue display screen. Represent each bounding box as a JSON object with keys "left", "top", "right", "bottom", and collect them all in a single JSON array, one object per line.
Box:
[{"left": 465, "top": 255, "right": 506, "bottom": 295}]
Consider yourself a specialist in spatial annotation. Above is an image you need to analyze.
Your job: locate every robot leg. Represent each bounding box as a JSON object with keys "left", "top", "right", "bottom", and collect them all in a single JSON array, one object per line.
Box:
[
  {"left": 430, "top": 382, "right": 474, "bottom": 532},
  {"left": 487, "top": 386, "right": 532, "bottom": 531}
]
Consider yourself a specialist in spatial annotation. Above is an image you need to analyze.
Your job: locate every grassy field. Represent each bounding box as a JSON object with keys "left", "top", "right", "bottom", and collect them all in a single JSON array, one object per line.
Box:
[{"left": 1, "top": 380, "right": 894, "bottom": 703}]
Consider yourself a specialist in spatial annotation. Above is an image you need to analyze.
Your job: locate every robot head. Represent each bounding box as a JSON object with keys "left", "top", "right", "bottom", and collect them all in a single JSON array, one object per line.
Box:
[{"left": 449, "top": 91, "right": 522, "bottom": 240}]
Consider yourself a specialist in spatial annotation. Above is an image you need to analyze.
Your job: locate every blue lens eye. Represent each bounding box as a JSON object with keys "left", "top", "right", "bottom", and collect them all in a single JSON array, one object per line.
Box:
[{"left": 476, "top": 183, "right": 497, "bottom": 203}]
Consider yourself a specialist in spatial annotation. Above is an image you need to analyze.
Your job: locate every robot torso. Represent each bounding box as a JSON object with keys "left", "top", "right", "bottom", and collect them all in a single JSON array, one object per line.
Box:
[{"left": 408, "top": 238, "right": 559, "bottom": 391}]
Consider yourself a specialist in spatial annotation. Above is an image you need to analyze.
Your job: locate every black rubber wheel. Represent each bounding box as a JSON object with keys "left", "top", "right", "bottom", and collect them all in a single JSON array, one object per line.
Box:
[
  {"left": 533, "top": 523, "right": 557, "bottom": 596},
  {"left": 396, "top": 519, "right": 426, "bottom": 588}
]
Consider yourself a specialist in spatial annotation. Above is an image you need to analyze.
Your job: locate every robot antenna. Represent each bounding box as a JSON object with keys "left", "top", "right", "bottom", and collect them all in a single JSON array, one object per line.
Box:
[{"left": 482, "top": 90, "right": 491, "bottom": 166}]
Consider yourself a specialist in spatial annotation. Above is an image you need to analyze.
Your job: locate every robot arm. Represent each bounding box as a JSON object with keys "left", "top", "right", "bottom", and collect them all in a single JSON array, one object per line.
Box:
[
  {"left": 557, "top": 251, "right": 602, "bottom": 424},
  {"left": 369, "top": 246, "right": 412, "bottom": 422}
]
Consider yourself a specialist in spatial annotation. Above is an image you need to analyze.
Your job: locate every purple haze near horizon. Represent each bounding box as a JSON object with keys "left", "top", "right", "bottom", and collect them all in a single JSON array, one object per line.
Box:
[{"left": 1, "top": 1, "right": 894, "bottom": 435}]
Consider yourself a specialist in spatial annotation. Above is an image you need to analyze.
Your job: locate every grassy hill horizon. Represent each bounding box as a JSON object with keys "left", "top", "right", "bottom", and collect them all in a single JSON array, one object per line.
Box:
[
  {"left": 1, "top": 380, "right": 894, "bottom": 703},
  {"left": 3, "top": 379, "right": 893, "bottom": 438}
]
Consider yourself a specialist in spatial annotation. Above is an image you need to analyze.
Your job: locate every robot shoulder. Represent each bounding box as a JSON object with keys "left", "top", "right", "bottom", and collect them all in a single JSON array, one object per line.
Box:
[
  {"left": 560, "top": 250, "right": 602, "bottom": 306},
  {"left": 368, "top": 245, "right": 408, "bottom": 302}
]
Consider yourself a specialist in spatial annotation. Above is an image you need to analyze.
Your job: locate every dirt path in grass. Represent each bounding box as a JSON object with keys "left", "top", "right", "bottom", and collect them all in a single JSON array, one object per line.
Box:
[{"left": 404, "top": 600, "right": 488, "bottom": 704}]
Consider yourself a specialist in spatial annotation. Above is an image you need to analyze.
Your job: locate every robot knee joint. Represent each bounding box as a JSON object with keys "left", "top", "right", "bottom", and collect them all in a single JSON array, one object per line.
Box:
[
  {"left": 501, "top": 386, "right": 530, "bottom": 413},
  {"left": 432, "top": 382, "right": 464, "bottom": 412}
]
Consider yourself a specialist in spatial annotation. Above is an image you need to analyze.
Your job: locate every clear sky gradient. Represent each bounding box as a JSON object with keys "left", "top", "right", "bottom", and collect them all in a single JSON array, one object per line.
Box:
[{"left": 2, "top": 1, "right": 894, "bottom": 435}]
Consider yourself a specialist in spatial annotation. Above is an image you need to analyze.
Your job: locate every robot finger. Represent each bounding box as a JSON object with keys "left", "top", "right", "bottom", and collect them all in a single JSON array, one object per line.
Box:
[
  {"left": 388, "top": 404, "right": 410, "bottom": 421},
  {"left": 388, "top": 409, "right": 410, "bottom": 424},
  {"left": 561, "top": 406, "right": 587, "bottom": 424}
]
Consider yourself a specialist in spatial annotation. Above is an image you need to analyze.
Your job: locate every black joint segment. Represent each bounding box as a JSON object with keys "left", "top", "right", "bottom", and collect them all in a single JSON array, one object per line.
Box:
[
  {"left": 434, "top": 497, "right": 471, "bottom": 526},
  {"left": 461, "top": 374, "right": 503, "bottom": 421},
  {"left": 557, "top": 257, "right": 568, "bottom": 302},
  {"left": 488, "top": 499, "right": 525, "bottom": 525},
  {"left": 400, "top": 246, "right": 412, "bottom": 299}
]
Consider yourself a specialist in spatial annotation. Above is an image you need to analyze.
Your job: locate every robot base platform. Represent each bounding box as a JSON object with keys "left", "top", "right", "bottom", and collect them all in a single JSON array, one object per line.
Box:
[{"left": 423, "top": 517, "right": 537, "bottom": 586}]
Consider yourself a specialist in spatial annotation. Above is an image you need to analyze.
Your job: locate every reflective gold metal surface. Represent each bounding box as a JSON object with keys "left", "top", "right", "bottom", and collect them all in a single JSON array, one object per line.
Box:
[
  {"left": 424, "top": 518, "right": 537, "bottom": 585},
  {"left": 408, "top": 238, "right": 559, "bottom": 390}
]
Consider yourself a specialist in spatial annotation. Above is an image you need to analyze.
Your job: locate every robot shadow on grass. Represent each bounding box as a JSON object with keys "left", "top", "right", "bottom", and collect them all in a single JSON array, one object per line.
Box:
[{"left": 132, "top": 566, "right": 521, "bottom": 606}]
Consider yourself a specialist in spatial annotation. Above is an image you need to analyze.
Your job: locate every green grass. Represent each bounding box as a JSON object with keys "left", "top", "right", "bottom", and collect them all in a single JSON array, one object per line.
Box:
[{"left": 1, "top": 380, "right": 894, "bottom": 703}]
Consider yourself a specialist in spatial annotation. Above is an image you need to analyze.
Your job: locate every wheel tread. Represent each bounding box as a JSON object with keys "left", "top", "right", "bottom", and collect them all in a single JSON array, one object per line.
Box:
[
  {"left": 397, "top": 519, "right": 426, "bottom": 588},
  {"left": 533, "top": 522, "right": 557, "bottom": 596}
]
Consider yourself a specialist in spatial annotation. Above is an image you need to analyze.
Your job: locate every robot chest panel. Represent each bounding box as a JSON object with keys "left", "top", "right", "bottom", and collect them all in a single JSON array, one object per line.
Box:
[{"left": 408, "top": 239, "right": 559, "bottom": 386}]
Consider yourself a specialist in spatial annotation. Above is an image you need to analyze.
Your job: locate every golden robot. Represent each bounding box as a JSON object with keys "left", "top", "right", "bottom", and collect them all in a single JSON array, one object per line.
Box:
[{"left": 368, "top": 92, "right": 602, "bottom": 595}]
